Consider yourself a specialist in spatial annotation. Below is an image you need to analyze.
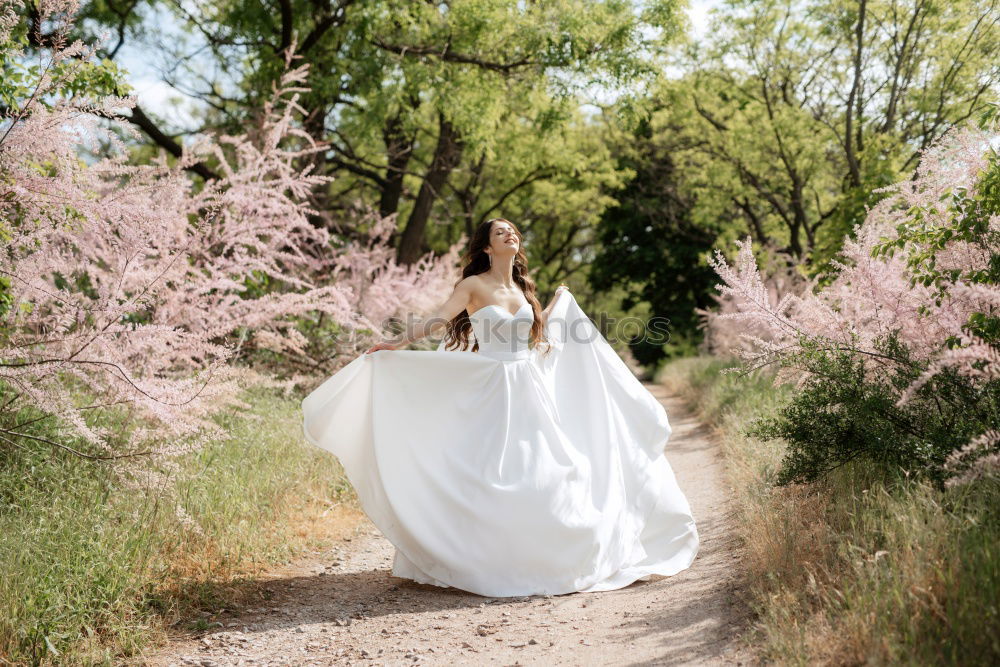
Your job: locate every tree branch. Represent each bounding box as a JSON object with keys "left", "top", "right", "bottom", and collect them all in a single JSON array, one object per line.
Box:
[
  {"left": 122, "top": 104, "right": 220, "bottom": 181},
  {"left": 372, "top": 38, "right": 539, "bottom": 73}
]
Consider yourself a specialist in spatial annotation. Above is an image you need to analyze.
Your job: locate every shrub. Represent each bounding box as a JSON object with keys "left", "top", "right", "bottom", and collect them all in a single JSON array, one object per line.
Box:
[{"left": 709, "top": 106, "right": 1000, "bottom": 485}]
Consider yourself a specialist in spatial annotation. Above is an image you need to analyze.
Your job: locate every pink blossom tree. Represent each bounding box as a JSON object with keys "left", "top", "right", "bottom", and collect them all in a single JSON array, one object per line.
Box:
[
  {"left": 708, "top": 108, "right": 1000, "bottom": 486},
  {"left": 0, "top": 0, "right": 459, "bottom": 499}
]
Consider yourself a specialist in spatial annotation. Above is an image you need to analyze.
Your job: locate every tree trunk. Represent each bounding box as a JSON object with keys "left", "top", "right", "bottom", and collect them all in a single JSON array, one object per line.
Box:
[
  {"left": 396, "top": 113, "right": 463, "bottom": 265},
  {"left": 460, "top": 154, "right": 487, "bottom": 241},
  {"left": 304, "top": 103, "right": 335, "bottom": 230},
  {"left": 379, "top": 113, "right": 415, "bottom": 239},
  {"left": 844, "top": 0, "right": 867, "bottom": 188}
]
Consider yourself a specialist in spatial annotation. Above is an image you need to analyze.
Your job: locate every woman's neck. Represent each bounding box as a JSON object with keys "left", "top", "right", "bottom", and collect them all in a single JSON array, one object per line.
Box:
[{"left": 486, "top": 256, "right": 516, "bottom": 288}]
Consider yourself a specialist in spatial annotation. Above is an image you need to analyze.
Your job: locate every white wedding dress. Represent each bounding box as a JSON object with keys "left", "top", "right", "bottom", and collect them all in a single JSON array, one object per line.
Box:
[{"left": 301, "top": 291, "right": 698, "bottom": 597}]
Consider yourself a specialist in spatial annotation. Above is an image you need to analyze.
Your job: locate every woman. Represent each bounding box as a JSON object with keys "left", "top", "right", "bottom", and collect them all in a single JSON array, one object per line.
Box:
[{"left": 301, "top": 218, "right": 698, "bottom": 597}]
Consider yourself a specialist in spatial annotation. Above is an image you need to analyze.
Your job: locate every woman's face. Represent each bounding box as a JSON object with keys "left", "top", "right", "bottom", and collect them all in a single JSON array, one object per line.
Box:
[{"left": 487, "top": 220, "right": 520, "bottom": 259}]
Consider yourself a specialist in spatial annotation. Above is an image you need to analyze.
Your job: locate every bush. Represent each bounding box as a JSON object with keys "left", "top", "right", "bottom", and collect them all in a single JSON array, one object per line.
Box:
[
  {"left": 747, "top": 336, "right": 1000, "bottom": 485},
  {"left": 708, "top": 108, "right": 1000, "bottom": 487},
  {"left": 660, "top": 357, "right": 1000, "bottom": 665}
]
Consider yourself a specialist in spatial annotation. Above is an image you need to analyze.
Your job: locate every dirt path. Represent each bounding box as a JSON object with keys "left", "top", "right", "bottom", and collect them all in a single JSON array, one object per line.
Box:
[{"left": 144, "top": 384, "right": 751, "bottom": 666}]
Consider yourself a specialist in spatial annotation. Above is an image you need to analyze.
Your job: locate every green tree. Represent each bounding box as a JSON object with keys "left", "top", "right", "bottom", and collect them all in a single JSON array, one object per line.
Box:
[
  {"left": 659, "top": 0, "right": 1000, "bottom": 266},
  {"left": 590, "top": 117, "right": 717, "bottom": 364},
  {"left": 70, "top": 0, "right": 683, "bottom": 269}
]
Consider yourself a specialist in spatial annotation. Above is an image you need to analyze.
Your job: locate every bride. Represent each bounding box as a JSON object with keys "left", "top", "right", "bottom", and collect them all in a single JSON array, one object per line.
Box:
[{"left": 301, "top": 218, "right": 699, "bottom": 597}]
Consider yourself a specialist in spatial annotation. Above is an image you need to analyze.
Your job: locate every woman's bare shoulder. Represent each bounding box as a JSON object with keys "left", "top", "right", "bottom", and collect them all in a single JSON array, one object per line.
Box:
[
  {"left": 456, "top": 274, "right": 485, "bottom": 293},
  {"left": 456, "top": 275, "right": 487, "bottom": 311}
]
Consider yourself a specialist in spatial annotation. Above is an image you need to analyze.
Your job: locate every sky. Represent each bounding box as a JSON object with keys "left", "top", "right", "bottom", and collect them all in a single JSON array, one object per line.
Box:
[{"left": 687, "top": 0, "right": 717, "bottom": 38}]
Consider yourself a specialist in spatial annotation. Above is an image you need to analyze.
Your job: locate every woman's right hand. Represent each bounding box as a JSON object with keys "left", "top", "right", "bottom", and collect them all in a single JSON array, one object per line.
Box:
[{"left": 366, "top": 341, "right": 399, "bottom": 354}]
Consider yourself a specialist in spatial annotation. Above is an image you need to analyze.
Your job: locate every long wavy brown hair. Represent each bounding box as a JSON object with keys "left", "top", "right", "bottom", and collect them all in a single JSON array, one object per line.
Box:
[{"left": 443, "top": 218, "right": 549, "bottom": 354}]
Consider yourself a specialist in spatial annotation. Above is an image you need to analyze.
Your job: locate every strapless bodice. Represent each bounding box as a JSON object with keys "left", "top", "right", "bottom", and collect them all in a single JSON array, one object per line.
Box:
[{"left": 469, "top": 302, "right": 534, "bottom": 360}]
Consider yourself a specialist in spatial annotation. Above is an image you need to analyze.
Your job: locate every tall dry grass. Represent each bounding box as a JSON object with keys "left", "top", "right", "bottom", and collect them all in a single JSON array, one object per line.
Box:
[{"left": 659, "top": 357, "right": 1000, "bottom": 665}]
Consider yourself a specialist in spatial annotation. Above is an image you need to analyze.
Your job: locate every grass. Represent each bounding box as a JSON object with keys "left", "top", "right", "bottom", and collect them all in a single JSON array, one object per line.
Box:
[
  {"left": 658, "top": 357, "right": 1000, "bottom": 666},
  {"left": 0, "top": 384, "right": 358, "bottom": 665}
]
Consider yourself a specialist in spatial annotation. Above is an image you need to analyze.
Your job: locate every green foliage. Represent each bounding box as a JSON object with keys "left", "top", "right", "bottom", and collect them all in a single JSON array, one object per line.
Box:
[
  {"left": 660, "top": 356, "right": 1000, "bottom": 665},
  {"left": 0, "top": 383, "right": 352, "bottom": 663},
  {"left": 746, "top": 336, "right": 1000, "bottom": 485},
  {"left": 814, "top": 132, "right": 906, "bottom": 269},
  {"left": 590, "top": 117, "right": 717, "bottom": 364},
  {"left": 654, "top": 0, "right": 1000, "bottom": 269},
  {"left": 66, "top": 0, "right": 683, "bottom": 289},
  {"left": 0, "top": 276, "right": 11, "bottom": 320},
  {"left": 0, "top": 4, "right": 130, "bottom": 113}
]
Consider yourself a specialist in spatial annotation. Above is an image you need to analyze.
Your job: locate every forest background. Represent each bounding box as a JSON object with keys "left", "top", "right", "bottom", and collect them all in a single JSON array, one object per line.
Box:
[{"left": 2, "top": 0, "right": 998, "bottom": 663}]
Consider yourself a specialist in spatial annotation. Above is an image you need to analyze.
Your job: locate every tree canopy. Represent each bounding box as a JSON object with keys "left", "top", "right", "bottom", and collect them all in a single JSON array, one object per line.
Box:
[{"left": 11, "top": 0, "right": 999, "bottom": 361}]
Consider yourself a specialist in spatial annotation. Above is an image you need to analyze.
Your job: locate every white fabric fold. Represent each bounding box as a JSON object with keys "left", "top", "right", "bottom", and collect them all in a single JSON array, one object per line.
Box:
[{"left": 301, "top": 291, "right": 698, "bottom": 597}]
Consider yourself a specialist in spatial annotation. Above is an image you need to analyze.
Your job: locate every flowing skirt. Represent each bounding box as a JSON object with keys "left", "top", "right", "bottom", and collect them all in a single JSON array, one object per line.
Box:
[{"left": 301, "top": 293, "right": 698, "bottom": 597}]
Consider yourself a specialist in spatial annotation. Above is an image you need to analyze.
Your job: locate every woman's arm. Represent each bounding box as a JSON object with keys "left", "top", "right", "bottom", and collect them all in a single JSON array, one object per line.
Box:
[{"left": 366, "top": 278, "right": 477, "bottom": 353}]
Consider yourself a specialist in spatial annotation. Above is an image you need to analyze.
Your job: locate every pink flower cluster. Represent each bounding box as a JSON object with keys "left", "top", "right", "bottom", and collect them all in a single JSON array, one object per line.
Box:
[
  {"left": 708, "top": 122, "right": 1000, "bottom": 485},
  {"left": 0, "top": 1, "right": 458, "bottom": 503}
]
